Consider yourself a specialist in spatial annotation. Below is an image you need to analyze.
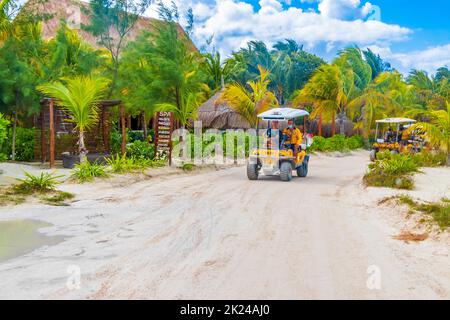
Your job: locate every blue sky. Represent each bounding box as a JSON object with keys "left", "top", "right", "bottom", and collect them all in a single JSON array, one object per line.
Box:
[{"left": 148, "top": 0, "right": 450, "bottom": 75}]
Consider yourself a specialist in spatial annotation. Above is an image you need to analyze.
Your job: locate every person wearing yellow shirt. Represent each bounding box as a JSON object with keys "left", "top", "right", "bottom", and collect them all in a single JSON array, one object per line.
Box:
[{"left": 282, "top": 120, "right": 303, "bottom": 157}]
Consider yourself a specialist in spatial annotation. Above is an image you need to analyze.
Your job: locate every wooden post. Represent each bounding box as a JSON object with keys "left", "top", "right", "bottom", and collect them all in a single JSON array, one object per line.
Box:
[
  {"left": 120, "top": 104, "right": 126, "bottom": 155},
  {"left": 101, "top": 105, "right": 110, "bottom": 152},
  {"left": 169, "top": 112, "right": 174, "bottom": 166},
  {"left": 40, "top": 107, "right": 46, "bottom": 163},
  {"left": 49, "top": 99, "right": 55, "bottom": 168}
]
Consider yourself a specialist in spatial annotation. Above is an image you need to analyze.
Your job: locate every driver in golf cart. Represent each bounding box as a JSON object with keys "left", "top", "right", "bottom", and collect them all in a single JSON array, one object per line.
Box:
[{"left": 282, "top": 119, "right": 303, "bottom": 158}]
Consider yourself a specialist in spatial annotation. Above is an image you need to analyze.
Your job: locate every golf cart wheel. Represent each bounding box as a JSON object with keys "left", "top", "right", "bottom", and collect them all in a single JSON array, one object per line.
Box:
[
  {"left": 247, "top": 163, "right": 259, "bottom": 180},
  {"left": 297, "top": 161, "right": 308, "bottom": 177},
  {"left": 280, "top": 162, "right": 293, "bottom": 182},
  {"left": 369, "top": 150, "right": 377, "bottom": 161}
]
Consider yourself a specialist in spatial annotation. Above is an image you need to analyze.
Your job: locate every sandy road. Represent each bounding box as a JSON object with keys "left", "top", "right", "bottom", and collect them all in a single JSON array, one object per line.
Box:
[{"left": 0, "top": 151, "right": 449, "bottom": 299}]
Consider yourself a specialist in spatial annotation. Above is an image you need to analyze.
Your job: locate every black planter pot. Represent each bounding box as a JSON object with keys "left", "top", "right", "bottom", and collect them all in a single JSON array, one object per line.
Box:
[
  {"left": 62, "top": 154, "right": 80, "bottom": 169},
  {"left": 62, "top": 153, "right": 111, "bottom": 169}
]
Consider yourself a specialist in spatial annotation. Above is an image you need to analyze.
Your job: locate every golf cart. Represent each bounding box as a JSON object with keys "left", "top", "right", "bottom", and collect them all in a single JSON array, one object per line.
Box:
[
  {"left": 370, "top": 117, "right": 424, "bottom": 161},
  {"left": 247, "top": 108, "right": 312, "bottom": 182}
]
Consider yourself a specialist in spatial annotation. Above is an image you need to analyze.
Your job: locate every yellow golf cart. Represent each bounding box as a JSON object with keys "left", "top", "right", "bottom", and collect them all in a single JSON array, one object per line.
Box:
[
  {"left": 370, "top": 117, "right": 424, "bottom": 161},
  {"left": 247, "top": 108, "right": 312, "bottom": 182}
]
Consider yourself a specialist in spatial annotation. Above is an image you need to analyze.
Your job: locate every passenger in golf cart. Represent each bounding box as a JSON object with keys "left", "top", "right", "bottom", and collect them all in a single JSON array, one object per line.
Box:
[{"left": 282, "top": 119, "right": 303, "bottom": 158}]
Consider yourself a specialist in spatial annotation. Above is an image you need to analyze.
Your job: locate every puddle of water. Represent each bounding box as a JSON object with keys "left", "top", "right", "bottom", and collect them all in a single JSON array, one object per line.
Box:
[{"left": 0, "top": 219, "right": 64, "bottom": 263}]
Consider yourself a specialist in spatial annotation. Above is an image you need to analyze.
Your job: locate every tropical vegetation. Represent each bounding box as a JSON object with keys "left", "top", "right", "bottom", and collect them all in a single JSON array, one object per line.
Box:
[{"left": 0, "top": 0, "right": 448, "bottom": 175}]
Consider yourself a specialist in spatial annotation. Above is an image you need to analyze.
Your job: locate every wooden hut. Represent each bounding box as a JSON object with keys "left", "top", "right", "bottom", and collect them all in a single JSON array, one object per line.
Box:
[
  {"left": 197, "top": 90, "right": 251, "bottom": 130},
  {"left": 34, "top": 99, "right": 123, "bottom": 167}
]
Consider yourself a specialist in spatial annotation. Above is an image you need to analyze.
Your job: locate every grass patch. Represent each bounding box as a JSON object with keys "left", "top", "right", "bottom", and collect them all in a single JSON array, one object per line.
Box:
[
  {"left": 71, "top": 161, "right": 109, "bottom": 183},
  {"left": 0, "top": 171, "right": 73, "bottom": 207},
  {"left": 180, "top": 162, "right": 195, "bottom": 171},
  {"left": 412, "top": 152, "right": 447, "bottom": 167},
  {"left": 41, "top": 191, "right": 75, "bottom": 206},
  {"left": 390, "top": 195, "right": 449, "bottom": 231},
  {"left": 0, "top": 187, "right": 27, "bottom": 206},
  {"left": 15, "top": 171, "right": 64, "bottom": 193},
  {"left": 364, "top": 153, "right": 421, "bottom": 190},
  {"left": 364, "top": 155, "right": 419, "bottom": 190},
  {"left": 106, "top": 154, "right": 166, "bottom": 174}
]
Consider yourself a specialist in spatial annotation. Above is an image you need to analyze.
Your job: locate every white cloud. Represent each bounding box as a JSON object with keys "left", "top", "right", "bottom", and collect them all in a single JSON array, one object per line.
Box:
[
  {"left": 187, "top": 0, "right": 410, "bottom": 57},
  {"left": 144, "top": 0, "right": 413, "bottom": 67},
  {"left": 369, "top": 44, "right": 450, "bottom": 75},
  {"left": 318, "top": 0, "right": 373, "bottom": 20}
]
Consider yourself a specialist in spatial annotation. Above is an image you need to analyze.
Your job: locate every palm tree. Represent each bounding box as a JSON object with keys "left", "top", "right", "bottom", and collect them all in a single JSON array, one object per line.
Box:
[
  {"left": 347, "top": 72, "right": 400, "bottom": 145},
  {"left": 411, "top": 101, "right": 450, "bottom": 166},
  {"left": 204, "top": 51, "right": 229, "bottom": 91},
  {"left": 37, "top": 76, "right": 110, "bottom": 162},
  {"left": 156, "top": 90, "right": 204, "bottom": 128},
  {"left": 407, "top": 69, "right": 448, "bottom": 109},
  {"left": 293, "top": 64, "right": 343, "bottom": 136},
  {"left": 219, "top": 66, "right": 278, "bottom": 127}
]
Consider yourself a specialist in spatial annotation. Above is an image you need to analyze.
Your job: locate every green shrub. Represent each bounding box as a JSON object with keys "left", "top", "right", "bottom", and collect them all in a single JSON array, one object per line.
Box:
[
  {"left": 347, "top": 135, "right": 364, "bottom": 150},
  {"left": 106, "top": 154, "right": 137, "bottom": 173},
  {"left": 0, "top": 127, "right": 35, "bottom": 161},
  {"left": 126, "top": 140, "right": 154, "bottom": 159},
  {"left": 412, "top": 152, "right": 447, "bottom": 167},
  {"left": 309, "top": 135, "right": 363, "bottom": 152},
  {"left": 364, "top": 154, "right": 419, "bottom": 190},
  {"left": 15, "top": 171, "right": 64, "bottom": 193},
  {"left": 72, "top": 161, "right": 109, "bottom": 183},
  {"left": 0, "top": 113, "right": 10, "bottom": 161},
  {"left": 379, "top": 154, "right": 419, "bottom": 175}
]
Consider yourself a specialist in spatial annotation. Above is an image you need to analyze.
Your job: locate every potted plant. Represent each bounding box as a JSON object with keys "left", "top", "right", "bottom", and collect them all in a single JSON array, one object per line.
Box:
[{"left": 38, "top": 76, "right": 110, "bottom": 168}]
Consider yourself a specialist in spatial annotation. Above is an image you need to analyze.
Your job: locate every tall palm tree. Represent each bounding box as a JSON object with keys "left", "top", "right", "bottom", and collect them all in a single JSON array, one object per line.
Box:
[
  {"left": 293, "top": 64, "right": 343, "bottom": 136},
  {"left": 37, "top": 76, "right": 110, "bottom": 162},
  {"left": 411, "top": 101, "right": 450, "bottom": 166},
  {"left": 219, "top": 66, "right": 278, "bottom": 127},
  {"left": 203, "top": 51, "right": 229, "bottom": 91},
  {"left": 407, "top": 69, "right": 449, "bottom": 109}
]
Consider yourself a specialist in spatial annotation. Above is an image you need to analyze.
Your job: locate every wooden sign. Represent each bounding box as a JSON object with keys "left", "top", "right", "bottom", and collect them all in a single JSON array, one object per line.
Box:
[{"left": 154, "top": 111, "right": 174, "bottom": 163}]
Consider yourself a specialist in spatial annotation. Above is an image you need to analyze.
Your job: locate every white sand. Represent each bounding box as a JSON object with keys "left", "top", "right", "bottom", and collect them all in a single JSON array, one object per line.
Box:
[{"left": 0, "top": 151, "right": 448, "bottom": 299}]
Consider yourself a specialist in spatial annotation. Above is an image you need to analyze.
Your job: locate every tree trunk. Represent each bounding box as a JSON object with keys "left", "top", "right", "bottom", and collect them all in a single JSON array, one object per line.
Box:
[
  {"left": 447, "top": 151, "right": 450, "bottom": 167},
  {"left": 141, "top": 111, "right": 148, "bottom": 140},
  {"left": 127, "top": 115, "right": 132, "bottom": 130},
  {"left": 120, "top": 105, "right": 126, "bottom": 155},
  {"left": 361, "top": 106, "right": 370, "bottom": 148},
  {"left": 11, "top": 110, "right": 17, "bottom": 161},
  {"left": 79, "top": 128, "right": 87, "bottom": 163},
  {"left": 318, "top": 114, "right": 322, "bottom": 137},
  {"left": 338, "top": 111, "right": 346, "bottom": 136},
  {"left": 331, "top": 111, "right": 336, "bottom": 136}
]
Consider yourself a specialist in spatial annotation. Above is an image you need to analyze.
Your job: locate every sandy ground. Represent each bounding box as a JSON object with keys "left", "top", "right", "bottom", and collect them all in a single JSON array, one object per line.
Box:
[{"left": 0, "top": 151, "right": 449, "bottom": 299}]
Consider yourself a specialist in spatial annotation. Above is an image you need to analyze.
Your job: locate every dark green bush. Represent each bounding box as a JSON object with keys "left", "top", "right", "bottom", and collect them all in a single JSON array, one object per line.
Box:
[
  {"left": 309, "top": 134, "right": 363, "bottom": 152},
  {"left": 1, "top": 127, "right": 35, "bottom": 161},
  {"left": 126, "top": 140, "right": 154, "bottom": 159}
]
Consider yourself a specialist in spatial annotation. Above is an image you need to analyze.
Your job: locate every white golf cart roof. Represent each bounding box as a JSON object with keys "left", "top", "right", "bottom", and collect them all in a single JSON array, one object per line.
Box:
[
  {"left": 376, "top": 117, "right": 416, "bottom": 124},
  {"left": 258, "top": 108, "right": 310, "bottom": 121}
]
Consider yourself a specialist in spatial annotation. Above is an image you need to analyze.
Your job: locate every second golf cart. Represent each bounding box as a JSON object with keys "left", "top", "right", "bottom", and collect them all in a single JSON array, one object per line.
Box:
[
  {"left": 247, "top": 108, "right": 312, "bottom": 182},
  {"left": 370, "top": 117, "right": 424, "bottom": 161}
]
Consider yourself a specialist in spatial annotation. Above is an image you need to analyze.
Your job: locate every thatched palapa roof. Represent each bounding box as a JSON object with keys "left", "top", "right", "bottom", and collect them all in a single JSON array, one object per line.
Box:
[{"left": 197, "top": 89, "right": 251, "bottom": 130}]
